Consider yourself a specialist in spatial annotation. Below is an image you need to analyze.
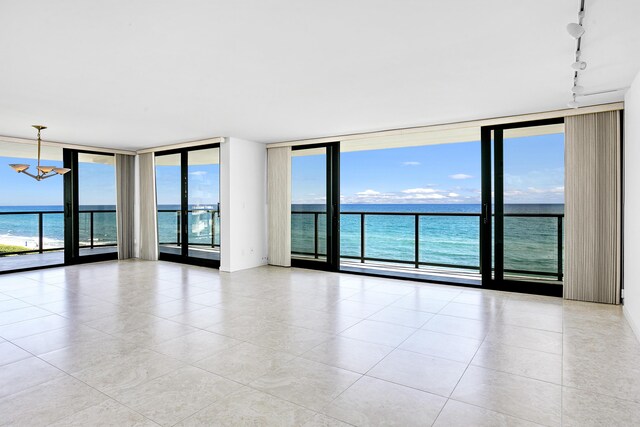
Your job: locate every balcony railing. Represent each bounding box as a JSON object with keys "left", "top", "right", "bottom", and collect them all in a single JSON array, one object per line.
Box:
[
  {"left": 0, "top": 209, "right": 117, "bottom": 256},
  {"left": 158, "top": 209, "right": 220, "bottom": 248},
  {"left": 292, "top": 211, "right": 564, "bottom": 281}
]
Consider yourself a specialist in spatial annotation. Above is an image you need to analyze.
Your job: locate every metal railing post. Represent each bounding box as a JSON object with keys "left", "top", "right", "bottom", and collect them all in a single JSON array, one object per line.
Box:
[
  {"left": 557, "top": 216, "right": 563, "bottom": 281},
  {"left": 90, "top": 211, "right": 94, "bottom": 249},
  {"left": 176, "top": 212, "right": 181, "bottom": 245},
  {"left": 38, "top": 212, "right": 43, "bottom": 254},
  {"left": 211, "top": 211, "right": 216, "bottom": 248},
  {"left": 360, "top": 213, "right": 365, "bottom": 263},
  {"left": 314, "top": 212, "right": 319, "bottom": 259},
  {"left": 414, "top": 214, "right": 420, "bottom": 269},
  {"left": 478, "top": 215, "right": 483, "bottom": 274}
]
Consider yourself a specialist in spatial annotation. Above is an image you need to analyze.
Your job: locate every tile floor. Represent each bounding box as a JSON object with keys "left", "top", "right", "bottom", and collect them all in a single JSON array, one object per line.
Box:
[{"left": 0, "top": 260, "right": 639, "bottom": 426}]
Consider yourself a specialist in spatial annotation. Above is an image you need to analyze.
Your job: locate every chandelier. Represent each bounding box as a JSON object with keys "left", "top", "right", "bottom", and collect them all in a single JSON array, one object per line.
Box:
[{"left": 9, "top": 125, "right": 70, "bottom": 180}]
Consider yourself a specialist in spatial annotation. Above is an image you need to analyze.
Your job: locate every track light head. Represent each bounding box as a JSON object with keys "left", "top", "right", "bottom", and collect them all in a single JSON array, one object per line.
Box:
[
  {"left": 567, "top": 23, "right": 585, "bottom": 39},
  {"left": 567, "top": 100, "right": 580, "bottom": 109},
  {"left": 571, "top": 85, "right": 585, "bottom": 94},
  {"left": 572, "top": 61, "right": 587, "bottom": 71}
]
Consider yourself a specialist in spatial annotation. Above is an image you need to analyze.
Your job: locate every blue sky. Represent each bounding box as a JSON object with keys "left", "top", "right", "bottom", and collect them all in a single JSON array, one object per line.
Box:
[
  {"left": 293, "top": 133, "right": 564, "bottom": 204},
  {"left": 0, "top": 156, "right": 116, "bottom": 206},
  {"left": 155, "top": 164, "right": 220, "bottom": 206},
  {"left": 1, "top": 132, "right": 563, "bottom": 206}
]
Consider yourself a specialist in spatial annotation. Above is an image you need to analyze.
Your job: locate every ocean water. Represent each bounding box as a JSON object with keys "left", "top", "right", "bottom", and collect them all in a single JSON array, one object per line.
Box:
[
  {"left": 0, "top": 205, "right": 220, "bottom": 250},
  {"left": 1, "top": 204, "right": 563, "bottom": 277},
  {"left": 292, "top": 204, "right": 564, "bottom": 276}
]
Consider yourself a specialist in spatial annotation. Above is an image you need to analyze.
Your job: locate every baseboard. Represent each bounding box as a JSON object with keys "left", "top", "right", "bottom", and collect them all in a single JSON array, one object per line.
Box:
[
  {"left": 623, "top": 305, "right": 640, "bottom": 343},
  {"left": 220, "top": 260, "right": 268, "bottom": 273}
]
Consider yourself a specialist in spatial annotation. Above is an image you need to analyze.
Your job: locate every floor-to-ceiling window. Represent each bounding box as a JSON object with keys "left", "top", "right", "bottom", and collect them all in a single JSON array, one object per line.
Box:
[
  {"left": 62, "top": 149, "right": 118, "bottom": 265},
  {"left": 155, "top": 145, "right": 220, "bottom": 267},
  {"left": 290, "top": 143, "right": 340, "bottom": 271},
  {"left": 482, "top": 120, "right": 565, "bottom": 294},
  {"left": 77, "top": 152, "right": 118, "bottom": 258},
  {"left": 288, "top": 120, "right": 565, "bottom": 295},
  {"left": 339, "top": 129, "right": 483, "bottom": 283},
  {"left": 0, "top": 142, "right": 65, "bottom": 272}
]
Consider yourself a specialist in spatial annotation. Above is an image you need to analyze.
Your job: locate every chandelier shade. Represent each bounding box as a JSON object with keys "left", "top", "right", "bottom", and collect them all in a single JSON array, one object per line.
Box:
[{"left": 8, "top": 125, "right": 71, "bottom": 181}]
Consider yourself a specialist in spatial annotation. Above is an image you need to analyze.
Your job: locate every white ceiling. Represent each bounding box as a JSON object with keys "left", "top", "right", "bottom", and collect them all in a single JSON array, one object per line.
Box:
[{"left": 0, "top": 0, "right": 638, "bottom": 150}]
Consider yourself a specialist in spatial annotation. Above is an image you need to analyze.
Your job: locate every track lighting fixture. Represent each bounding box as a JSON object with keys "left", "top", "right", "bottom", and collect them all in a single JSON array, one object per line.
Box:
[
  {"left": 567, "top": 93, "right": 579, "bottom": 108},
  {"left": 566, "top": 1, "right": 586, "bottom": 108},
  {"left": 572, "top": 61, "right": 587, "bottom": 71},
  {"left": 566, "top": 23, "right": 585, "bottom": 39}
]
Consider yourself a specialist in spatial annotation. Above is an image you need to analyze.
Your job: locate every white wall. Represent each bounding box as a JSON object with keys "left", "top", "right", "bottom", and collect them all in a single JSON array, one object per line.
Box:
[
  {"left": 219, "top": 137, "right": 268, "bottom": 272},
  {"left": 624, "top": 70, "right": 640, "bottom": 340}
]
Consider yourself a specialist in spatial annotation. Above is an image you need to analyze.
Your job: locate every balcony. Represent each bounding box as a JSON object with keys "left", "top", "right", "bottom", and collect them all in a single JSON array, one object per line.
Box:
[
  {"left": 0, "top": 209, "right": 117, "bottom": 272},
  {"left": 157, "top": 209, "right": 220, "bottom": 260},
  {"left": 292, "top": 210, "right": 564, "bottom": 283}
]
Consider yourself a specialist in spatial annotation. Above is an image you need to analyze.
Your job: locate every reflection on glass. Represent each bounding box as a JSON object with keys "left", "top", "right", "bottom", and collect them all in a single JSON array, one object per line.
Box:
[
  {"left": 155, "top": 148, "right": 220, "bottom": 261},
  {"left": 156, "top": 153, "right": 182, "bottom": 255},
  {"left": 291, "top": 149, "right": 327, "bottom": 261},
  {"left": 78, "top": 153, "right": 117, "bottom": 256},
  {"left": 188, "top": 148, "right": 219, "bottom": 260}
]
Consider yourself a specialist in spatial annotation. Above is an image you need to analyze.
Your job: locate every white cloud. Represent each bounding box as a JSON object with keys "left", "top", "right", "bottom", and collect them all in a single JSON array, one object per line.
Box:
[
  {"left": 448, "top": 192, "right": 460, "bottom": 197},
  {"left": 449, "top": 173, "right": 473, "bottom": 180},
  {"left": 401, "top": 188, "right": 438, "bottom": 194},
  {"left": 189, "top": 171, "right": 207, "bottom": 176},
  {"left": 356, "top": 189, "right": 381, "bottom": 196},
  {"left": 402, "top": 161, "right": 421, "bottom": 166},
  {"left": 402, "top": 193, "right": 448, "bottom": 200}
]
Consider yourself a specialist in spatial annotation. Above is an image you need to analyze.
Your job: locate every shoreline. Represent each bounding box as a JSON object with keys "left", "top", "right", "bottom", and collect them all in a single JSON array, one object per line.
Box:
[{"left": 0, "top": 234, "right": 64, "bottom": 250}]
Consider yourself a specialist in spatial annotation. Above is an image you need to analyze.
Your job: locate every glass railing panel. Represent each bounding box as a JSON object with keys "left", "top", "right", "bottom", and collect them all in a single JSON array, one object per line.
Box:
[
  {"left": 340, "top": 213, "right": 361, "bottom": 260},
  {"left": 92, "top": 211, "right": 117, "bottom": 246},
  {"left": 0, "top": 213, "right": 38, "bottom": 254},
  {"left": 291, "top": 211, "right": 327, "bottom": 259},
  {"left": 158, "top": 211, "right": 180, "bottom": 245},
  {"left": 78, "top": 212, "right": 91, "bottom": 247},
  {"left": 364, "top": 214, "right": 414, "bottom": 264},
  {"left": 188, "top": 210, "right": 217, "bottom": 248},
  {"left": 504, "top": 216, "right": 560, "bottom": 278},
  {"left": 419, "top": 215, "right": 480, "bottom": 270},
  {"left": 42, "top": 212, "right": 64, "bottom": 251}
]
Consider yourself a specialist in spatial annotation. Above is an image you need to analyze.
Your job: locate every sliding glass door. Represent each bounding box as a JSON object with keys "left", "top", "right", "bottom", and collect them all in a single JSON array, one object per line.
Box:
[
  {"left": 77, "top": 153, "right": 118, "bottom": 259},
  {"left": 155, "top": 145, "right": 220, "bottom": 267},
  {"left": 63, "top": 149, "right": 118, "bottom": 264},
  {"left": 481, "top": 119, "right": 565, "bottom": 295},
  {"left": 291, "top": 142, "right": 340, "bottom": 271}
]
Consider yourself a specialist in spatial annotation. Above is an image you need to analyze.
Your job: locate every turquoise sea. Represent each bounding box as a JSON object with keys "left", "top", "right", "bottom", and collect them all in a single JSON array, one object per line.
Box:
[
  {"left": 0, "top": 204, "right": 563, "bottom": 277},
  {"left": 292, "top": 204, "right": 564, "bottom": 277},
  {"left": 0, "top": 205, "right": 220, "bottom": 249}
]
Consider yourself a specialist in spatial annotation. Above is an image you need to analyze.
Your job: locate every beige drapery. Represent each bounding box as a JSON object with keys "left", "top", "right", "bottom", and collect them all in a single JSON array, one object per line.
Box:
[
  {"left": 115, "top": 154, "right": 135, "bottom": 259},
  {"left": 564, "top": 111, "right": 621, "bottom": 304},
  {"left": 138, "top": 153, "right": 159, "bottom": 261},
  {"left": 267, "top": 146, "right": 291, "bottom": 267}
]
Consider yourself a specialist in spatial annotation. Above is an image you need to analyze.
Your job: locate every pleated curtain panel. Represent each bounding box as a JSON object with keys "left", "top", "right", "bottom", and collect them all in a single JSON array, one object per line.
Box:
[
  {"left": 564, "top": 110, "right": 622, "bottom": 304},
  {"left": 115, "top": 154, "right": 135, "bottom": 259},
  {"left": 267, "top": 146, "right": 292, "bottom": 267},
  {"left": 138, "top": 152, "right": 160, "bottom": 261}
]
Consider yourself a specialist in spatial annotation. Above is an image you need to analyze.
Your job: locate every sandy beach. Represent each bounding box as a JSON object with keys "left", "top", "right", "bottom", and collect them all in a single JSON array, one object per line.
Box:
[{"left": 0, "top": 234, "right": 64, "bottom": 250}]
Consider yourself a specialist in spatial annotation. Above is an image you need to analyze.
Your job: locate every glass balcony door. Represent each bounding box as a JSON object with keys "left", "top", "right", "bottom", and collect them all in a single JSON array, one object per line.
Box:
[
  {"left": 155, "top": 144, "right": 220, "bottom": 267},
  {"left": 481, "top": 119, "right": 565, "bottom": 296},
  {"left": 291, "top": 142, "right": 340, "bottom": 271},
  {"left": 63, "top": 149, "right": 118, "bottom": 264},
  {"left": 187, "top": 147, "right": 220, "bottom": 261}
]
